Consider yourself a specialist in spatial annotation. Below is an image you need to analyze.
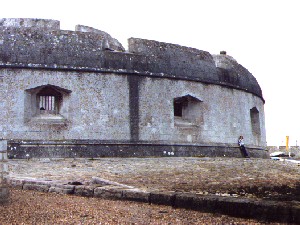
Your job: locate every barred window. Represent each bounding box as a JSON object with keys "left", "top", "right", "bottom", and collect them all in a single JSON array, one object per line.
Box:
[
  {"left": 25, "top": 84, "right": 71, "bottom": 124},
  {"left": 37, "top": 86, "right": 62, "bottom": 114},
  {"left": 39, "top": 95, "right": 56, "bottom": 111}
]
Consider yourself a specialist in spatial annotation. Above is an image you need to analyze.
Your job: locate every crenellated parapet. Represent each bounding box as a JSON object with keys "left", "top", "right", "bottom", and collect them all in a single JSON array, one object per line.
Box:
[
  {"left": 0, "top": 18, "right": 263, "bottom": 100},
  {"left": 0, "top": 18, "right": 60, "bottom": 30}
]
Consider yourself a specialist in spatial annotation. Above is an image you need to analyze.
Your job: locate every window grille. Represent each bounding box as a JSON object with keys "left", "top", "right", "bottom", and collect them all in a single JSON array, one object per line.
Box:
[{"left": 39, "top": 96, "right": 56, "bottom": 113}]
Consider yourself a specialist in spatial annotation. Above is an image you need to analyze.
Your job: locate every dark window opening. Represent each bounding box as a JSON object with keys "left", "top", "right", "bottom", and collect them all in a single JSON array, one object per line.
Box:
[
  {"left": 250, "top": 107, "right": 261, "bottom": 136},
  {"left": 174, "top": 101, "right": 183, "bottom": 117},
  {"left": 173, "top": 95, "right": 202, "bottom": 127}
]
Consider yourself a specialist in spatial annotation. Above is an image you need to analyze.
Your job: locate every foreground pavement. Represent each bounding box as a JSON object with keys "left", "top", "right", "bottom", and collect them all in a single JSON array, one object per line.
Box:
[{"left": 5, "top": 157, "right": 300, "bottom": 223}]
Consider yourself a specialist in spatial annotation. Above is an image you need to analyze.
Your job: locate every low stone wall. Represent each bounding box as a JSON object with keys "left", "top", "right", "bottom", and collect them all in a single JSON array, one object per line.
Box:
[
  {"left": 8, "top": 176, "right": 300, "bottom": 223},
  {"left": 7, "top": 140, "right": 268, "bottom": 159}
]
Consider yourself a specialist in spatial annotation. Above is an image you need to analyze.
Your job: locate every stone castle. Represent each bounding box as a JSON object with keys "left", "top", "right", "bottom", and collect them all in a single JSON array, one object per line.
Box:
[{"left": 0, "top": 18, "right": 267, "bottom": 158}]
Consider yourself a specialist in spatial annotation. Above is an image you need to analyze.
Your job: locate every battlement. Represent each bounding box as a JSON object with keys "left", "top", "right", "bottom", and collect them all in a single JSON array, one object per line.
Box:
[
  {"left": 0, "top": 18, "right": 60, "bottom": 30},
  {"left": 0, "top": 18, "right": 263, "bottom": 100}
]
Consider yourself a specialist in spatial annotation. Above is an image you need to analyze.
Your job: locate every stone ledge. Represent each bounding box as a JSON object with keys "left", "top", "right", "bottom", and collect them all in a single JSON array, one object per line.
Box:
[
  {"left": 94, "top": 186, "right": 124, "bottom": 199},
  {"left": 49, "top": 184, "right": 75, "bottom": 195},
  {"left": 7, "top": 177, "right": 300, "bottom": 223},
  {"left": 74, "top": 185, "right": 96, "bottom": 197},
  {"left": 149, "top": 191, "right": 176, "bottom": 206},
  {"left": 23, "top": 183, "right": 50, "bottom": 192},
  {"left": 122, "top": 188, "right": 150, "bottom": 203}
]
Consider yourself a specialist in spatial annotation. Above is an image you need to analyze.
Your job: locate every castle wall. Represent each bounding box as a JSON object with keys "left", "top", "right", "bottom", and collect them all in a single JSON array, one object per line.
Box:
[
  {"left": 0, "top": 69, "right": 130, "bottom": 141},
  {"left": 138, "top": 78, "right": 266, "bottom": 147},
  {"left": 0, "top": 18, "right": 267, "bottom": 158},
  {"left": 0, "top": 67, "right": 266, "bottom": 158}
]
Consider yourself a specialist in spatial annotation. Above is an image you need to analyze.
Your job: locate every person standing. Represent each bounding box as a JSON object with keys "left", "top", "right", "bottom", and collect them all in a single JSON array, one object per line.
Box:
[{"left": 238, "top": 136, "right": 250, "bottom": 158}]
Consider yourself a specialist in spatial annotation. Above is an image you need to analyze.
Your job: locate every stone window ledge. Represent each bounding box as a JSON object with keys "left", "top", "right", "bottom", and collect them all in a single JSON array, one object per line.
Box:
[
  {"left": 174, "top": 117, "right": 198, "bottom": 128},
  {"left": 29, "top": 114, "right": 67, "bottom": 125}
]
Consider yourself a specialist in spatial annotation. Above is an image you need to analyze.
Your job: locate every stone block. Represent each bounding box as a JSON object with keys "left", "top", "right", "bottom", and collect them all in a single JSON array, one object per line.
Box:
[
  {"left": 0, "top": 176, "right": 8, "bottom": 185},
  {"left": 9, "top": 178, "right": 25, "bottom": 189},
  {"left": 25, "top": 180, "right": 53, "bottom": 186},
  {"left": 122, "top": 188, "right": 150, "bottom": 203},
  {"left": 94, "top": 186, "right": 123, "bottom": 199},
  {"left": 49, "top": 184, "right": 75, "bottom": 195},
  {"left": 0, "top": 187, "right": 9, "bottom": 204},
  {"left": 173, "top": 192, "right": 195, "bottom": 209},
  {"left": 192, "top": 194, "right": 218, "bottom": 212},
  {"left": 91, "top": 177, "right": 112, "bottom": 186},
  {"left": 149, "top": 192, "right": 176, "bottom": 206},
  {"left": 0, "top": 140, "right": 7, "bottom": 152},
  {"left": 74, "top": 185, "right": 95, "bottom": 197},
  {"left": 0, "top": 152, "right": 7, "bottom": 161},
  {"left": 0, "top": 163, "right": 8, "bottom": 173},
  {"left": 23, "top": 182, "right": 50, "bottom": 192},
  {"left": 91, "top": 177, "right": 134, "bottom": 189}
]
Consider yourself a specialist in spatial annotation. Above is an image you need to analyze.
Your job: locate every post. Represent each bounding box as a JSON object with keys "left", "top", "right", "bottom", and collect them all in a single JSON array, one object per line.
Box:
[{"left": 0, "top": 140, "right": 9, "bottom": 204}]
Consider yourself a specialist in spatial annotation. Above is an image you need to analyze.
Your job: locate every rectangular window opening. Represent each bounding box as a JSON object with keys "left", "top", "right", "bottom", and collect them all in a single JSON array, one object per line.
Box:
[{"left": 174, "top": 101, "right": 183, "bottom": 117}]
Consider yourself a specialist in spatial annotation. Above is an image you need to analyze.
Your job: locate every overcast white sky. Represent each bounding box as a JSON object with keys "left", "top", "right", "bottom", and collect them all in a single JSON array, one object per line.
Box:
[{"left": 2, "top": 0, "right": 300, "bottom": 146}]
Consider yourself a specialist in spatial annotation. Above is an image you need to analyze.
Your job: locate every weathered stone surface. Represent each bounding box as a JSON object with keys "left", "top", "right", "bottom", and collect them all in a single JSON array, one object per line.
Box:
[
  {"left": 0, "top": 18, "right": 263, "bottom": 99},
  {"left": 91, "top": 177, "right": 134, "bottom": 188},
  {"left": 128, "top": 38, "right": 263, "bottom": 99},
  {"left": 0, "top": 186, "right": 9, "bottom": 204},
  {"left": 75, "top": 25, "right": 125, "bottom": 52},
  {"left": 49, "top": 184, "right": 75, "bottom": 195},
  {"left": 0, "top": 18, "right": 60, "bottom": 30},
  {"left": 9, "top": 178, "right": 25, "bottom": 189},
  {"left": 23, "top": 183, "right": 50, "bottom": 192},
  {"left": 121, "top": 188, "right": 150, "bottom": 203},
  {"left": 0, "top": 140, "right": 9, "bottom": 204},
  {"left": 149, "top": 192, "right": 176, "bottom": 206},
  {"left": 0, "top": 18, "right": 266, "bottom": 158},
  {"left": 94, "top": 186, "right": 123, "bottom": 199},
  {"left": 74, "top": 185, "right": 95, "bottom": 197},
  {"left": 173, "top": 193, "right": 195, "bottom": 209},
  {"left": 213, "top": 54, "right": 263, "bottom": 98}
]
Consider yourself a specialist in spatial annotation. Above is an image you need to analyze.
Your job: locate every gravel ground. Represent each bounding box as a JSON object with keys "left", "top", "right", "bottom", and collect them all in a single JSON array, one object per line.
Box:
[
  {"left": 7, "top": 157, "right": 300, "bottom": 198},
  {"left": 1, "top": 157, "right": 300, "bottom": 224},
  {"left": 0, "top": 189, "right": 273, "bottom": 224}
]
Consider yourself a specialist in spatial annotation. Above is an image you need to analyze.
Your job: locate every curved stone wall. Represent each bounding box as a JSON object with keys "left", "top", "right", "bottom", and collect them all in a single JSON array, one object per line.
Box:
[
  {"left": 0, "top": 18, "right": 267, "bottom": 158},
  {"left": 0, "top": 18, "right": 263, "bottom": 100}
]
